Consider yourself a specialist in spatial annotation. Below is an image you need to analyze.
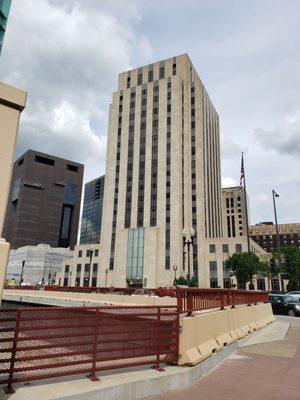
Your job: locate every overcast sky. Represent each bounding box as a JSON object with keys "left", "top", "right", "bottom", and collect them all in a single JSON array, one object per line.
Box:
[{"left": 1, "top": 0, "right": 299, "bottom": 225}]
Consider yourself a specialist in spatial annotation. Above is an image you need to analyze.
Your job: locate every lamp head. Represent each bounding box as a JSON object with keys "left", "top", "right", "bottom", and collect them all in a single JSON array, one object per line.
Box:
[{"left": 190, "top": 227, "right": 195, "bottom": 237}]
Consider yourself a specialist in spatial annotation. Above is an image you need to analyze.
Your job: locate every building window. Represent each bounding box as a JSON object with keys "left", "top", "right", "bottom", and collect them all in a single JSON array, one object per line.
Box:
[
  {"left": 236, "top": 243, "right": 242, "bottom": 253},
  {"left": 271, "top": 278, "right": 280, "bottom": 291},
  {"left": 35, "top": 155, "right": 55, "bottom": 166},
  {"left": 94, "top": 249, "right": 99, "bottom": 257},
  {"left": 222, "top": 244, "right": 229, "bottom": 253},
  {"left": 159, "top": 67, "right": 165, "bottom": 79},
  {"left": 78, "top": 250, "right": 82, "bottom": 257},
  {"left": 91, "top": 277, "right": 97, "bottom": 287},
  {"left": 64, "top": 183, "right": 76, "bottom": 205},
  {"left": 92, "top": 263, "right": 98, "bottom": 273},
  {"left": 172, "top": 63, "right": 176, "bottom": 75},
  {"left": 257, "top": 278, "right": 266, "bottom": 291},
  {"left": 11, "top": 178, "right": 21, "bottom": 202},
  {"left": 137, "top": 73, "right": 143, "bottom": 85},
  {"left": 67, "top": 164, "right": 78, "bottom": 172},
  {"left": 148, "top": 70, "right": 153, "bottom": 82},
  {"left": 76, "top": 264, "right": 81, "bottom": 272},
  {"left": 209, "top": 244, "right": 216, "bottom": 253},
  {"left": 58, "top": 205, "right": 73, "bottom": 247},
  {"left": 75, "top": 277, "right": 80, "bottom": 286},
  {"left": 209, "top": 261, "right": 218, "bottom": 288},
  {"left": 65, "top": 265, "right": 70, "bottom": 273},
  {"left": 126, "top": 228, "right": 144, "bottom": 282}
]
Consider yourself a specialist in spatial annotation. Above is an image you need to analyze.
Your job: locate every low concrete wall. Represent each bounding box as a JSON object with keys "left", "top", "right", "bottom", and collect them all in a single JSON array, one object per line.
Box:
[
  {"left": 178, "top": 303, "right": 275, "bottom": 366},
  {"left": 2, "top": 289, "right": 177, "bottom": 307}
]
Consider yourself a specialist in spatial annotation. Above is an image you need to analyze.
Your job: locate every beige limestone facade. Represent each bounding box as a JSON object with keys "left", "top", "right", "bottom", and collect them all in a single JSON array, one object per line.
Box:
[
  {"left": 222, "top": 186, "right": 248, "bottom": 238},
  {"left": 56, "top": 243, "right": 102, "bottom": 288},
  {"left": 0, "top": 82, "right": 27, "bottom": 301},
  {"left": 100, "top": 54, "right": 223, "bottom": 288}
]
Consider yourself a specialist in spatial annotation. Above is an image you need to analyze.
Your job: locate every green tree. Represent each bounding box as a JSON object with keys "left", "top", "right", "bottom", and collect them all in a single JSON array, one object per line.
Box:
[
  {"left": 225, "top": 252, "right": 268, "bottom": 289},
  {"left": 175, "top": 276, "right": 188, "bottom": 286},
  {"left": 188, "top": 277, "right": 198, "bottom": 287},
  {"left": 273, "top": 246, "right": 300, "bottom": 291}
]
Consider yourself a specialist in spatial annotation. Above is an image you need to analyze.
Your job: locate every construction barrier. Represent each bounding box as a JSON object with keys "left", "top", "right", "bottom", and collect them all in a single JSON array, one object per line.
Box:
[{"left": 178, "top": 303, "right": 276, "bottom": 366}]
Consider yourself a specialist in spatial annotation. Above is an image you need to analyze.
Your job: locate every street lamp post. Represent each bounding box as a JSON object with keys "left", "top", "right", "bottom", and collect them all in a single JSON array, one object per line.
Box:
[
  {"left": 173, "top": 265, "right": 178, "bottom": 286},
  {"left": 19, "top": 260, "right": 25, "bottom": 286},
  {"left": 182, "top": 228, "right": 195, "bottom": 282},
  {"left": 105, "top": 268, "right": 108, "bottom": 291},
  {"left": 272, "top": 190, "right": 280, "bottom": 254},
  {"left": 48, "top": 261, "right": 53, "bottom": 285},
  {"left": 272, "top": 189, "right": 284, "bottom": 291}
]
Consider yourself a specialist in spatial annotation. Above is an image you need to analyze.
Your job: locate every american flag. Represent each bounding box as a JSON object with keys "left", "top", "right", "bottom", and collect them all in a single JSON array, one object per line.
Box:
[{"left": 239, "top": 153, "right": 244, "bottom": 190}]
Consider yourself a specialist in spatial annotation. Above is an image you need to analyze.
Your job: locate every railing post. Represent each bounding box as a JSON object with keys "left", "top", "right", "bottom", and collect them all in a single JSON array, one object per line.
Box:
[
  {"left": 88, "top": 308, "right": 100, "bottom": 381},
  {"left": 231, "top": 290, "right": 236, "bottom": 308},
  {"left": 176, "top": 286, "right": 182, "bottom": 313},
  {"left": 153, "top": 307, "right": 164, "bottom": 372},
  {"left": 220, "top": 291, "right": 225, "bottom": 310},
  {"left": 187, "top": 290, "right": 193, "bottom": 316},
  {"left": 4, "top": 309, "right": 22, "bottom": 394}
]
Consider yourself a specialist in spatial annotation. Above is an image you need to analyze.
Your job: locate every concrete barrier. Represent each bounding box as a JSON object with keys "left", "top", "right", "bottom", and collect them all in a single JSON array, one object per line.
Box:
[
  {"left": 179, "top": 313, "right": 222, "bottom": 366},
  {"left": 212, "top": 310, "right": 237, "bottom": 347},
  {"left": 179, "top": 303, "right": 275, "bottom": 366},
  {"left": 255, "top": 302, "right": 276, "bottom": 326}
]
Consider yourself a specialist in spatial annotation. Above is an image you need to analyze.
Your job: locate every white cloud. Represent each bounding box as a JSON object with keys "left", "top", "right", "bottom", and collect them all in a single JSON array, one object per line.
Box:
[
  {"left": 0, "top": 0, "right": 152, "bottom": 183},
  {"left": 254, "top": 114, "right": 300, "bottom": 159},
  {"left": 222, "top": 177, "right": 238, "bottom": 188}
]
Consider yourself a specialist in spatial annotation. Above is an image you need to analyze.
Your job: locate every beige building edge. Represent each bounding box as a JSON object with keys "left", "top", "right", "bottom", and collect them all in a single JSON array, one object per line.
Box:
[{"left": 0, "top": 82, "right": 27, "bottom": 301}]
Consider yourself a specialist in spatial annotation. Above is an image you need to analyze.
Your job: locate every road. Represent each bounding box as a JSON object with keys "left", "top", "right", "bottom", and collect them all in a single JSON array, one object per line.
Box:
[{"left": 151, "top": 316, "right": 300, "bottom": 400}]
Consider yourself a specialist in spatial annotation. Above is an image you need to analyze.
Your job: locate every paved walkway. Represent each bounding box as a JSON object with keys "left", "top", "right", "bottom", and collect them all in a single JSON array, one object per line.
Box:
[{"left": 151, "top": 316, "right": 300, "bottom": 400}]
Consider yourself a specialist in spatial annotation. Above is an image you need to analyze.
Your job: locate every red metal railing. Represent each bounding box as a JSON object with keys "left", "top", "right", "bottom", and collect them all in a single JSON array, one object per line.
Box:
[
  {"left": 0, "top": 305, "right": 179, "bottom": 393},
  {"left": 3, "top": 286, "right": 176, "bottom": 297},
  {"left": 176, "top": 287, "right": 269, "bottom": 314}
]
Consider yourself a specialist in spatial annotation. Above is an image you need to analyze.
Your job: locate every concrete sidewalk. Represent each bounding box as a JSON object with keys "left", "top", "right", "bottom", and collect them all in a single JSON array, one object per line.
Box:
[{"left": 151, "top": 316, "right": 300, "bottom": 400}]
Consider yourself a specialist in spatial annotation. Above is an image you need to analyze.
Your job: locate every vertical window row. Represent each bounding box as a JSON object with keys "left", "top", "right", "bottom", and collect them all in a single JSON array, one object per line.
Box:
[
  {"left": 137, "top": 86, "right": 147, "bottom": 227},
  {"left": 202, "top": 86, "right": 208, "bottom": 238},
  {"left": 150, "top": 82, "right": 159, "bottom": 226},
  {"left": 191, "top": 84, "right": 198, "bottom": 280},
  {"left": 165, "top": 79, "right": 172, "bottom": 270},
  {"left": 181, "top": 83, "right": 185, "bottom": 270},
  {"left": 124, "top": 90, "right": 136, "bottom": 228},
  {"left": 109, "top": 93, "right": 123, "bottom": 270}
]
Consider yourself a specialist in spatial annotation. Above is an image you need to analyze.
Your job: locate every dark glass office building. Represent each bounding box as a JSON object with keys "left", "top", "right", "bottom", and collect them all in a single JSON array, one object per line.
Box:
[
  {"left": 2, "top": 149, "right": 84, "bottom": 249},
  {"left": 0, "top": 0, "right": 12, "bottom": 56},
  {"left": 80, "top": 175, "right": 105, "bottom": 244}
]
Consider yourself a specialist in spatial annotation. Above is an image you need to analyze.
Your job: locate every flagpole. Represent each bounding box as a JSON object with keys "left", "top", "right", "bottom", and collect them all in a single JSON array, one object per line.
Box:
[{"left": 242, "top": 152, "right": 251, "bottom": 252}]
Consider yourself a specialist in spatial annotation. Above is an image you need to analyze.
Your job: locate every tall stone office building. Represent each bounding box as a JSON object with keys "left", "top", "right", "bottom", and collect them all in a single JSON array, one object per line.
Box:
[
  {"left": 80, "top": 175, "right": 105, "bottom": 244},
  {"left": 3, "top": 150, "right": 83, "bottom": 249},
  {"left": 100, "top": 54, "right": 223, "bottom": 288}
]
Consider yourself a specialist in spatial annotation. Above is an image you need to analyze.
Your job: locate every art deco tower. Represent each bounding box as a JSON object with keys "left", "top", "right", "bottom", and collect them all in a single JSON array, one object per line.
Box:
[{"left": 100, "top": 54, "right": 222, "bottom": 288}]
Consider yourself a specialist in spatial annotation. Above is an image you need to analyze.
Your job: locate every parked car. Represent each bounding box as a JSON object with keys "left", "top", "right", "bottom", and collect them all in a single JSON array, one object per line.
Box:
[
  {"left": 269, "top": 294, "right": 300, "bottom": 317},
  {"left": 131, "top": 289, "right": 157, "bottom": 297},
  {"left": 286, "top": 291, "right": 300, "bottom": 298}
]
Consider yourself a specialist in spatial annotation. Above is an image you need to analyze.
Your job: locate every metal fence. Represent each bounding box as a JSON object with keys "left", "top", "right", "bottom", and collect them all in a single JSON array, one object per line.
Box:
[
  {"left": 176, "top": 287, "right": 269, "bottom": 314},
  {"left": 4, "top": 285, "right": 175, "bottom": 297},
  {"left": 0, "top": 305, "right": 179, "bottom": 393}
]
